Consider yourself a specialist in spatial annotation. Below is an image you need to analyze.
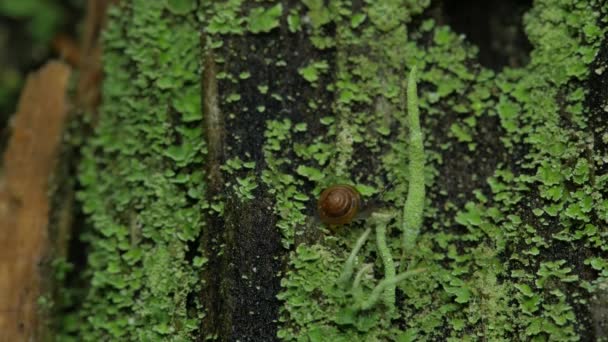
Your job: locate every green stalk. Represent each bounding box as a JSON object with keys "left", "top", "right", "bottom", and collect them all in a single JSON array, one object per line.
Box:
[
  {"left": 357, "top": 268, "right": 425, "bottom": 311},
  {"left": 373, "top": 213, "right": 396, "bottom": 309},
  {"left": 338, "top": 228, "right": 371, "bottom": 286},
  {"left": 402, "top": 66, "right": 426, "bottom": 251}
]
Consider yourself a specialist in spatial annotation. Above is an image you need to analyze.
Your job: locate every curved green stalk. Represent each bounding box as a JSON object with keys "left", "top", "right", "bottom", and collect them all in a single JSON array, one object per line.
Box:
[
  {"left": 402, "top": 66, "right": 426, "bottom": 251},
  {"left": 338, "top": 228, "right": 372, "bottom": 286},
  {"left": 373, "top": 213, "right": 396, "bottom": 309},
  {"left": 352, "top": 264, "right": 373, "bottom": 291},
  {"left": 357, "top": 268, "right": 425, "bottom": 311}
]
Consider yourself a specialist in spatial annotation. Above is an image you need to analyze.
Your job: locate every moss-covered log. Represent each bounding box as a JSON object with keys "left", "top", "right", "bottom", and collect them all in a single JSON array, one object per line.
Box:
[{"left": 54, "top": 0, "right": 608, "bottom": 341}]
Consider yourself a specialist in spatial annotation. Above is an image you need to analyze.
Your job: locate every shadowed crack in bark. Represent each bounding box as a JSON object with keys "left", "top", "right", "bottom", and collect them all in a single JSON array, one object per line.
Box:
[{"left": 200, "top": 33, "right": 283, "bottom": 341}]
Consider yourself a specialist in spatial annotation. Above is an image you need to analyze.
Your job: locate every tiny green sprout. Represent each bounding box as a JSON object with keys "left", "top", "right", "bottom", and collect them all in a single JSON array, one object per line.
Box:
[{"left": 402, "top": 66, "right": 426, "bottom": 252}]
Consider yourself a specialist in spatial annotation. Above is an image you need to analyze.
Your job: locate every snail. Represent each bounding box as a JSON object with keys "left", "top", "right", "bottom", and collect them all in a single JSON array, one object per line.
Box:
[{"left": 317, "top": 185, "right": 361, "bottom": 225}]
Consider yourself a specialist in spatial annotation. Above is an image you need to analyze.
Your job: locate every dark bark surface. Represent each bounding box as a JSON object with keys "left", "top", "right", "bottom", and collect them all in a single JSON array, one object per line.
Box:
[{"left": 200, "top": 6, "right": 336, "bottom": 338}]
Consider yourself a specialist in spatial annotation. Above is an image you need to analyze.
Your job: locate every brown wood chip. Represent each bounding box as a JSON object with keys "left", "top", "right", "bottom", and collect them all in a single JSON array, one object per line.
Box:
[{"left": 0, "top": 61, "right": 71, "bottom": 341}]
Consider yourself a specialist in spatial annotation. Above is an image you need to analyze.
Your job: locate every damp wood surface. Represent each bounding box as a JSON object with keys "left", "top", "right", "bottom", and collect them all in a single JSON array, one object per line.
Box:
[{"left": 0, "top": 61, "right": 71, "bottom": 342}]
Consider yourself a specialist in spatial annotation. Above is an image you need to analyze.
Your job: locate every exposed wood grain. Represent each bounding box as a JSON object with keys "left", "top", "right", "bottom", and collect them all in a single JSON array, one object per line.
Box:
[{"left": 0, "top": 61, "right": 71, "bottom": 342}]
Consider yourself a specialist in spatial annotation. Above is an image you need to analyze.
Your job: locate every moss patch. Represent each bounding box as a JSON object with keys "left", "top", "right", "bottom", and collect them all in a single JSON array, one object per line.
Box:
[
  {"left": 277, "top": 0, "right": 608, "bottom": 340},
  {"left": 56, "top": 1, "right": 206, "bottom": 340},
  {"left": 58, "top": 0, "right": 608, "bottom": 340}
]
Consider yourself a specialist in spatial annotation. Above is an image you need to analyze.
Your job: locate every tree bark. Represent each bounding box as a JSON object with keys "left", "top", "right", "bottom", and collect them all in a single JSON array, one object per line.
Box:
[
  {"left": 0, "top": 61, "right": 71, "bottom": 342},
  {"left": 27, "top": 0, "right": 608, "bottom": 341}
]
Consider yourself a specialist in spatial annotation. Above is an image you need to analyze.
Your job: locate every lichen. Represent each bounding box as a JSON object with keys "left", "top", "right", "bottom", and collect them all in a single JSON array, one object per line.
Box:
[
  {"left": 57, "top": 0, "right": 608, "bottom": 340},
  {"left": 277, "top": 0, "right": 608, "bottom": 340},
  {"left": 56, "top": 1, "right": 206, "bottom": 340}
]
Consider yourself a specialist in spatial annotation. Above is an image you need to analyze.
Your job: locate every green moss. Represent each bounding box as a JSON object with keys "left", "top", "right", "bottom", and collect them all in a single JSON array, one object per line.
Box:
[
  {"left": 204, "top": 0, "right": 245, "bottom": 35},
  {"left": 165, "top": 0, "right": 195, "bottom": 15},
  {"left": 277, "top": 0, "right": 608, "bottom": 340},
  {"left": 247, "top": 3, "right": 283, "bottom": 34},
  {"left": 58, "top": 1, "right": 206, "bottom": 340},
  {"left": 287, "top": 11, "right": 301, "bottom": 33},
  {"left": 298, "top": 61, "right": 330, "bottom": 84},
  {"left": 235, "top": 175, "right": 259, "bottom": 201},
  {"left": 261, "top": 118, "right": 311, "bottom": 248},
  {"left": 61, "top": 0, "right": 608, "bottom": 339},
  {"left": 277, "top": 244, "right": 389, "bottom": 341}
]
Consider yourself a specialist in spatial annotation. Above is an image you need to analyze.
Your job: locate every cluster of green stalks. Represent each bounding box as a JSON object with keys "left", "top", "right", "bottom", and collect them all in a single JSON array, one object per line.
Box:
[{"left": 338, "top": 67, "right": 426, "bottom": 312}]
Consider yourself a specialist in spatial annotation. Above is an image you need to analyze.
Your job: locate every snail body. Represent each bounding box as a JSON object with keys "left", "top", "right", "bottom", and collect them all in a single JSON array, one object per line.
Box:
[{"left": 317, "top": 185, "right": 361, "bottom": 225}]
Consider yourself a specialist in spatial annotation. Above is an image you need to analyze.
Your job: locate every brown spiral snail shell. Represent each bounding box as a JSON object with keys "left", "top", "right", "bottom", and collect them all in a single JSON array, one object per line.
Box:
[{"left": 317, "top": 184, "right": 361, "bottom": 225}]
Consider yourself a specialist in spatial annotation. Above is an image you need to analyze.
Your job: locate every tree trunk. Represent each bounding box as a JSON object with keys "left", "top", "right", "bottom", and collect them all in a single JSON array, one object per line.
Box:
[{"left": 37, "top": 0, "right": 608, "bottom": 341}]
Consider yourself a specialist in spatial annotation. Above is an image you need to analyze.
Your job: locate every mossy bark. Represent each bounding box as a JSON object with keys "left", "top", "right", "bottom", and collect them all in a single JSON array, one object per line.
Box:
[{"left": 55, "top": 0, "right": 608, "bottom": 341}]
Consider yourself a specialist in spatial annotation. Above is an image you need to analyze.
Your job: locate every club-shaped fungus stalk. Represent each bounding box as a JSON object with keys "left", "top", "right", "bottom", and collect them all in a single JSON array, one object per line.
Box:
[{"left": 402, "top": 66, "right": 426, "bottom": 252}]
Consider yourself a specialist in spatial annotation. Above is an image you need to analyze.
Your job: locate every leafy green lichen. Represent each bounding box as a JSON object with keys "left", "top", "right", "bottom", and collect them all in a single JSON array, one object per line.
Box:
[
  {"left": 57, "top": 1, "right": 206, "bottom": 340},
  {"left": 59, "top": 0, "right": 608, "bottom": 340},
  {"left": 247, "top": 3, "right": 283, "bottom": 34},
  {"left": 277, "top": 0, "right": 608, "bottom": 340}
]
